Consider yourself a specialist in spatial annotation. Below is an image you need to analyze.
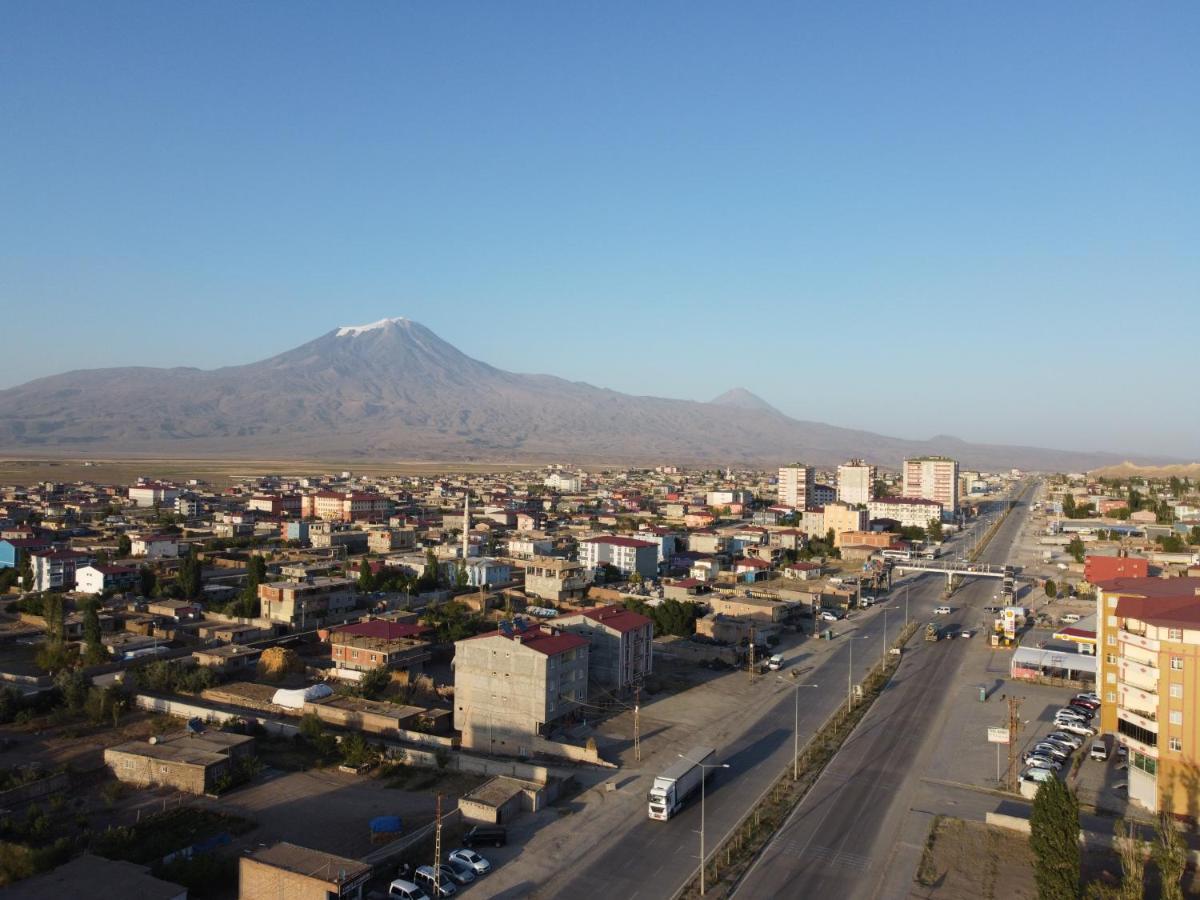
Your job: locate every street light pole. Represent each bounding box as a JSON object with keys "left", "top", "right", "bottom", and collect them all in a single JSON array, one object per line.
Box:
[
  {"left": 782, "top": 680, "right": 819, "bottom": 779},
  {"left": 678, "top": 753, "right": 730, "bottom": 896}
]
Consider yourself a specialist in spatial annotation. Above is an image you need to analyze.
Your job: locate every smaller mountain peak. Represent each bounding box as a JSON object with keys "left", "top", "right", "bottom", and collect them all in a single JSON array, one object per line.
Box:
[
  {"left": 710, "top": 387, "right": 781, "bottom": 415},
  {"left": 336, "top": 317, "right": 411, "bottom": 337}
]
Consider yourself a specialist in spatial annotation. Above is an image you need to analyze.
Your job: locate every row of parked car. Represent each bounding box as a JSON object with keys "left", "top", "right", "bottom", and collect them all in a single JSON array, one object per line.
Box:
[
  {"left": 388, "top": 827, "right": 507, "bottom": 899},
  {"left": 1019, "top": 692, "right": 1101, "bottom": 785}
]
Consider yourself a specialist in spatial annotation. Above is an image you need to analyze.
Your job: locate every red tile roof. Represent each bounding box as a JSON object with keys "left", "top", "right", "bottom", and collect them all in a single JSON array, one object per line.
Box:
[
  {"left": 583, "top": 536, "right": 656, "bottom": 549},
  {"left": 482, "top": 624, "right": 588, "bottom": 656},
  {"left": 1114, "top": 594, "right": 1200, "bottom": 629},
  {"left": 570, "top": 604, "right": 652, "bottom": 634},
  {"left": 333, "top": 620, "right": 432, "bottom": 641},
  {"left": 1096, "top": 576, "right": 1200, "bottom": 598},
  {"left": 734, "top": 557, "right": 769, "bottom": 569}
]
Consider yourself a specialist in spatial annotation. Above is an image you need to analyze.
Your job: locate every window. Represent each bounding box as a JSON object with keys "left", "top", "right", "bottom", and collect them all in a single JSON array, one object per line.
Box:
[
  {"left": 1171, "top": 656, "right": 1184, "bottom": 671},
  {"left": 1170, "top": 737, "right": 1182, "bottom": 752},
  {"left": 1168, "top": 628, "right": 1183, "bottom": 641},
  {"left": 1108, "top": 615, "right": 1118, "bottom": 628},
  {"left": 1170, "top": 683, "right": 1183, "bottom": 699},
  {"left": 1106, "top": 692, "right": 1116, "bottom": 703},
  {"left": 1106, "top": 654, "right": 1117, "bottom": 665},
  {"left": 1107, "top": 635, "right": 1117, "bottom": 646},
  {"left": 1170, "top": 710, "right": 1183, "bottom": 726},
  {"left": 1107, "top": 672, "right": 1117, "bottom": 684}
]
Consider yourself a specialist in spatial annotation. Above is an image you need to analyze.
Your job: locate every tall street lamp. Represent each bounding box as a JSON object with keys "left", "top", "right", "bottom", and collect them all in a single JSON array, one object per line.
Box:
[
  {"left": 847, "top": 633, "right": 873, "bottom": 714},
  {"left": 678, "top": 752, "right": 730, "bottom": 896},
  {"left": 778, "top": 678, "right": 819, "bottom": 779}
]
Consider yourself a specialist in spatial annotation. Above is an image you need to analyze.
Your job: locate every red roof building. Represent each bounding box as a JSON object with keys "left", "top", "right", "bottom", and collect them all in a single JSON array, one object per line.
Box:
[{"left": 1085, "top": 554, "right": 1149, "bottom": 585}]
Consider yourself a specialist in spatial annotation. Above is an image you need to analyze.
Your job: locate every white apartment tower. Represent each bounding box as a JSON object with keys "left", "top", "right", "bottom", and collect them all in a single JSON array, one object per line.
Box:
[
  {"left": 836, "top": 460, "right": 875, "bottom": 506},
  {"left": 777, "top": 465, "right": 816, "bottom": 510},
  {"left": 902, "top": 456, "right": 959, "bottom": 518}
]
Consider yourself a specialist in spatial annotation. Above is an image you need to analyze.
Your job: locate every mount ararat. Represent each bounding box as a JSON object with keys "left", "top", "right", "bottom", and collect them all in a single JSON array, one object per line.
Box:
[{"left": 0, "top": 318, "right": 1162, "bottom": 471}]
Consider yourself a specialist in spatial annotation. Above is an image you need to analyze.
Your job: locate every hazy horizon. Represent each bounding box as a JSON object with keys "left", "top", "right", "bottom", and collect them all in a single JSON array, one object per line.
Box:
[{"left": 2, "top": 4, "right": 1197, "bottom": 457}]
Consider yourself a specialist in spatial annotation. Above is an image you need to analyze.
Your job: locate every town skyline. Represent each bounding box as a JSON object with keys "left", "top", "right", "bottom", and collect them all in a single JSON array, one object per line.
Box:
[{"left": 3, "top": 4, "right": 1198, "bottom": 455}]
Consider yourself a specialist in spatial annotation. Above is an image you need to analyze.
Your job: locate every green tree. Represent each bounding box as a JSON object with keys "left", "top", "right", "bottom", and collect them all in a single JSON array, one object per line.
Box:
[
  {"left": 42, "top": 595, "right": 65, "bottom": 644},
  {"left": 1029, "top": 777, "right": 1080, "bottom": 900},
  {"left": 357, "top": 559, "right": 375, "bottom": 593},
  {"left": 1157, "top": 535, "right": 1185, "bottom": 553},
  {"left": 1044, "top": 580, "right": 1057, "bottom": 599},
  {"left": 176, "top": 549, "right": 201, "bottom": 598},
  {"left": 18, "top": 553, "right": 33, "bottom": 590},
  {"left": 116, "top": 534, "right": 132, "bottom": 557},
  {"left": 138, "top": 565, "right": 157, "bottom": 598},
  {"left": 1062, "top": 494, "right": 1077, "bottom": 518},
  {"left": 1066, "top": 537, "right": 1086, "bottom": 564},
  {"left": 1112, "top": 818, "right": 1144, "bottom": 900},
  {"left": 80, "top": 599, "right": 107, "bottom": 665},
  {"left": 455, "top": 561, "right": 469, "bottom": 590},
  {"left": 0, "top": 568, "right": 18, "bottom": 593},
  {"left": 1189, "top": 525, "right": 1200, "bottom": 546},
  {"left": 359, "top": 666, "right": 391, "bottom": 700},
  {"left": 926, "top": 519, "right": 944, "bottom": 541},
  {"left": 416, "top": 549, "right": 441, "bottom": 592},
  {"left": 54, "top": 668, "right": 90, "bottom": 712},
  {"left": 1153, "top": 811, "right": 1186, "bottom": 900}
]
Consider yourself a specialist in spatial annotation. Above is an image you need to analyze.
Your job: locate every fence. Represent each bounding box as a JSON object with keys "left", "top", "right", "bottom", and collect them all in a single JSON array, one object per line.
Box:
[{"left": 673, "top": 620, "right": 920, "bottom": 899}]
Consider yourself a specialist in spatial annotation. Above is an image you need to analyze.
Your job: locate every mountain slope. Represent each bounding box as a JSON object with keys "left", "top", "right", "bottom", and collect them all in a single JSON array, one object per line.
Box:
[
  {"left": 709, "top": 388, "right": 783, "bottom": 416},
  {"left": 0, "top": 318, "right": 1171, "bottom": 470}
]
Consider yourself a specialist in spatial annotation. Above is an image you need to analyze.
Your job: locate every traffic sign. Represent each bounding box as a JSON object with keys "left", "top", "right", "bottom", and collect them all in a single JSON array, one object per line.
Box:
[{"left": 988, "top": 727, "right": 1011, "bottom": 744}]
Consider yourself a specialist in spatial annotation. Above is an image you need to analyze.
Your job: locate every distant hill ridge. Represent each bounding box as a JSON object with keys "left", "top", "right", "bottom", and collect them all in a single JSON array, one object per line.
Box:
[{"left": 0, "top": 318, "right": 1173, "bottom": 470}]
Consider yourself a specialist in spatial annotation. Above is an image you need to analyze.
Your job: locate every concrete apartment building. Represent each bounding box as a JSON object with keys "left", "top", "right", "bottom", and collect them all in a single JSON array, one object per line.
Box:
[
  {"left": 130, "top": 533, "right": 179, "bottom": 559},
  {"left": 836, "top": 459, "right": 875, "bottom": 506},
  {"left": 867, "top": 496, "right": 945, "bottom": 530},
  {"left": 558, "top": 604, "right": 653, "bottom": 691},
  {"left": 240, "top": 842, "right": 371, "bottom": 900},
  {"left": 258, "top": 576, "right": 357, "bottom": 627},
  {"left": 301, "top": 490, "right": 391, "bottom": 522},
  {"left": 523, "top": 556, "right": 590, "bottom": 603},
  {"left": 453, "top": 621, "right": 589, "bottom": 755},
  {"left": 821, "top": 502, "right": 869, "bottom": 545},
  {"left": 777, "top": 465, "right": 816, "bottom": 510},
  {"left": 902, "top": 456, "right": 959, "bottom": 517},
  {"left": 30, "top": 548, "right": 91, "bottom": 591},
  {"left": 127, "top": 482, "right": 179, "bottom": 508},
  {"left": 579, "top": 535, "right": 658, "bottom": 580},
  {"left": 105, "top": 730, "right": 256, "bottom": 795},
  {"left": 1095, "top": 576, "right": 1200, "bottom": 819}
]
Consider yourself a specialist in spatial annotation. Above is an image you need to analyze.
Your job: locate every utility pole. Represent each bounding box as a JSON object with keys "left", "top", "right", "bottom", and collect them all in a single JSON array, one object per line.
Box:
[
  {"left": 633, "top": 683, "right": 641, "bottom": 762},
  {"left": 433, "top": 793, "right": 443, "bottom": 895},
  {"left": 1005, "top": 696, "right": 1023, "bottom": 792},
  {"left": 748, "top": 625, "right": 756, "bottom": 681}
]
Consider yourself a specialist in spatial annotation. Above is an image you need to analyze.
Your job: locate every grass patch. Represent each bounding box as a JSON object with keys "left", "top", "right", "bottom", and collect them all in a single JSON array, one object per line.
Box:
[
  {"left": 916, "top": 815, "right": 945, "bottom": 886},
  {"left": 92, "top": 807, "right": 254, "bottom": 865}
]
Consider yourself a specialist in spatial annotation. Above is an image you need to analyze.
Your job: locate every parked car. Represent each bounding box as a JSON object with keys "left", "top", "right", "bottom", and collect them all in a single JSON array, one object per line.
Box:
[
  {"left": 820, "top": 610, "right": 840, "bottom": 622},
  {"left": 1058, "top": 721, "right": 1096, "bottom": 737},
  {"left": 462, "top": 825, "right": 507, "bottom": 849},
  {"left": 1072, "top": 697, "right": 1100, "bottom": 710},
  {"left": 414, "top": 866, "right": 457, "bottom": 897},
  {"left": 1043, "top": 735, "right": 1079, "bottom": 753},
  {"left": 447, "top": 848, "right": 492, "bottom": 875},
  {"left": 767, "top": 654, "right": 784, "bottom": 671},
  {"left": 1021, "top": 767, "right": 1056, "bottom": 783},
  {"left": 1055, "top": 710, "right": 1089, "bottom": 724},
  {"left": 935, "top": 606, "right": 951, "bottom": 615},
  {"left": 1067, "top": 702, "right": 1096, "bottom": 718},
  {"left": 440, "top": 862, "right": 475, "bottom": 886},
  {"left": 1033, "top": 742, "right": 1070, "bottom": 761},
  {"left": 1090, "top": 740, "right": 1109, "bottom": 761},
  {"left": 960, "top": 629, "right": 973, "bottom": 639},
  {"left": 1046, "top": 731, "right": 1083, "bottom": 748},
  {"left": 1076, "top": 692, "right": 1100, "bottom": 703},
  {"left": 388, "top": 880, "right": 431, "bottom": 900},
  {"left": 1023, "top": 754, "right": 1062, "bottom": 772}
]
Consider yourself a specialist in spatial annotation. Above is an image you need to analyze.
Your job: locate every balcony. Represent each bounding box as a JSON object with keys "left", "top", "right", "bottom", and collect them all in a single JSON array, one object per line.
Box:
[
  {"left": 1118, "top": 628, "right": 1160, "bottom": 654},
  {"left": 1117, "top": 657, "right": 1159, "bottom": 693},
  {"left": 1116, "top": 719, "right": 1159, "bottom": 759},
  {"left": 1117, "top": 705, "right": 1158, "bottom": 732}
]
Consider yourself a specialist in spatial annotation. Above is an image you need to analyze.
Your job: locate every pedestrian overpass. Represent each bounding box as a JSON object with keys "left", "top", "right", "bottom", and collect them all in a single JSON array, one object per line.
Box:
[{"left": 891, "top": 559, "right": 1009, "bottom": 590}]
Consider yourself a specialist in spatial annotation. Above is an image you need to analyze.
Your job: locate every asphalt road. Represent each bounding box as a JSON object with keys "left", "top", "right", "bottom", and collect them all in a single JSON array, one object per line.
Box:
[
  {"left": 542, "top": 490, "right": 1025, "bottom": 900},
  {"left": 732, "top": 481, "right": 1034, "bottom": 900}
]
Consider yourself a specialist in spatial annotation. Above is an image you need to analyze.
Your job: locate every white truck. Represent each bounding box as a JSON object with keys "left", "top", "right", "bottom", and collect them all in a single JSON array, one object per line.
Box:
[{"left": 648, "top": 746, "right": 716, "bottom": 820}]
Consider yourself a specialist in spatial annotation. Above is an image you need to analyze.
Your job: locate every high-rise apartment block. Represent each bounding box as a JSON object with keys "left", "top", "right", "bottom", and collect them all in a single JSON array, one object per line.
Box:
[
  {"left": 1095, "top": 576, "right": 1200, "bottom": 819},
  {"left": 902, "top": 456, "right": 959, "bottom": 518},
  {"left": 777, "top": 465, "right": 815, "bottom": 510},
  {"left": 836, "top": 460, "right": 875, "bottom": 506}
]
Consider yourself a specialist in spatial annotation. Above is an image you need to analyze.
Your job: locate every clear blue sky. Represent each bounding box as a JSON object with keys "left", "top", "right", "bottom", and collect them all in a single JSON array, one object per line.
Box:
[{"left": 2, "top": 3, "right": 1197, "bottom": 458}]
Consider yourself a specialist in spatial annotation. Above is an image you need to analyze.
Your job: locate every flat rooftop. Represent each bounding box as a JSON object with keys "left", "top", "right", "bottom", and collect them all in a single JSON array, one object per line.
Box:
[{"left": 247, "top": 841, "right": 371, "bottom": 886}]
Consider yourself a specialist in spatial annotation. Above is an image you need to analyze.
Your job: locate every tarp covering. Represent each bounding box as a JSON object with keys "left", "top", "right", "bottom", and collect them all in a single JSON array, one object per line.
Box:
[
  {"left": 370, "top": 815, "right": 403, "bottom": 834},
  {"left": 271, "top": 683, "right": 333, "bottom": 709}
]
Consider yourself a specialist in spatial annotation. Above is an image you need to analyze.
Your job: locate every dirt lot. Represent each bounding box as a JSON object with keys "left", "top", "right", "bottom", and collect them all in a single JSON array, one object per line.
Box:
[
  {"left": 911, "top": 816, "right": 1200, "bottom": 900},
  {"left": 0, "top": 457, "right": 536, "bottom": 488}
]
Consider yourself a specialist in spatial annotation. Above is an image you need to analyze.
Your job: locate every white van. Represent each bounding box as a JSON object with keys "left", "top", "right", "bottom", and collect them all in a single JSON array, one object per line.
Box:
[
  {"left": 1090, "top": 739, "right": 1109, "bottom": 761},
  {"left": 767, "top": 654, "right": 783, "bottom": 671},
  {"left": 935, "top": 606, "right": 951, "bottom": 615},
  {"left": 1062, "top": 613, "right": 1081, "bottom": 624}
]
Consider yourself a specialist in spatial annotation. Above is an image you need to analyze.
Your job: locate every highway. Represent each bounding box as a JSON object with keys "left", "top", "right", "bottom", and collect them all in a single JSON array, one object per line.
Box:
[
  {"left": 731, "top": 481, "right": 1033, "bottom": 899},
  {"left": 538, "top": 489, "right": 1024, "bottom": 900}
]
